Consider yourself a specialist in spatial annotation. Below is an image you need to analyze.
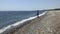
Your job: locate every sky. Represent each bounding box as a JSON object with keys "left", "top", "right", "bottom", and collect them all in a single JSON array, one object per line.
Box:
[{"left": 0, "top": 0, "right": 60, "bottom": 11}]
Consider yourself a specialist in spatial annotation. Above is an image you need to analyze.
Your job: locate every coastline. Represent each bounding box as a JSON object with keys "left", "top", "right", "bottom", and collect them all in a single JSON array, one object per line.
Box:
[
  {"left": 11, "top": 10, "right": 60, "bottom": 34},
  {"left": 0, "top": 11, "right": 47, "bottom": 34}
]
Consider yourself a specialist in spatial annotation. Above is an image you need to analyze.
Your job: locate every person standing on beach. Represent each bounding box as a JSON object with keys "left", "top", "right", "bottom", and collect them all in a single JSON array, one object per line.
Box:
[{"left": 37, "top": 10, "right": 39, "bottom": 18}]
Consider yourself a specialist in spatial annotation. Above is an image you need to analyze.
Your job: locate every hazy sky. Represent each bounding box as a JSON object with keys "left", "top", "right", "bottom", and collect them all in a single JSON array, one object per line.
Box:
[{"left": 0, "top": 0, "right": 60, "bottom": 11}]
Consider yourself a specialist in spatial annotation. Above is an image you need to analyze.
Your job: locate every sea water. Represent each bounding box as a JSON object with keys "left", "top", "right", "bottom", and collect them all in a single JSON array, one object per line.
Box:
[{"left": 0, "top": 11, "right": 45, "bottom": 33}]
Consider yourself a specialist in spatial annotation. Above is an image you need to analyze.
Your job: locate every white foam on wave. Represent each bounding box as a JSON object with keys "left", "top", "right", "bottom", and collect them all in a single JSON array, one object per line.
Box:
[{"left": 0, "top": 11, "right": 47, "bottom": 33}]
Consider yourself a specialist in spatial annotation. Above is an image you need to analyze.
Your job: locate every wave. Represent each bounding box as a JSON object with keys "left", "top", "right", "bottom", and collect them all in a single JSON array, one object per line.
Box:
[{"left": 0, "top": 11, "right": 47, "bottom": 34}]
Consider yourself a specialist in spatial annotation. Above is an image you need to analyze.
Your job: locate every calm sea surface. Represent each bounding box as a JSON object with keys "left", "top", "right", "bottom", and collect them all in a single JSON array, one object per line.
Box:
[{"left": 0, "top": 11, "right": 45, "bottom": 29}]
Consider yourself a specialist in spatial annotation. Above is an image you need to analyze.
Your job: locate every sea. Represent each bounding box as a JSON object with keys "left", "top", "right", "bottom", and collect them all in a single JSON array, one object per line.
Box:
[{"left": 0, "top": 11, "right": 46, "bottom": 33}]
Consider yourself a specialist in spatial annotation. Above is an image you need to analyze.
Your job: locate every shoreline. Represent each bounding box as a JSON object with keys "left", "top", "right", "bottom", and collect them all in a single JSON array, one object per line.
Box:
[
  {"left": 1, "top": 11, "right": 47, "bottom": 34},
  {"left": 12, "top": 10, "right": 60, "bottom": 34}
]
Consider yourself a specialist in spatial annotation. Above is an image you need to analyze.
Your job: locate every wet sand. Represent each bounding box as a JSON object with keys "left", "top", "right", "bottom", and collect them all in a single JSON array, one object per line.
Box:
[{"left": 2, "top": 10, "right": 60, "bottom": 34}]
